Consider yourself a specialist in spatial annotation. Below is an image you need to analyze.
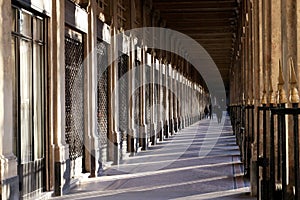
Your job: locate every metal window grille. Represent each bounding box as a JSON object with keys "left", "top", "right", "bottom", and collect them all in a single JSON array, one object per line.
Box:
[
  {"left": 65, "top": 34, "right": 84, "bottom": 161},
  {"left": 96, "top": 41, "right": 108, "bottom": 154},
  {"left": 118, "top": 54, "right": 129, "bottom": 142}
]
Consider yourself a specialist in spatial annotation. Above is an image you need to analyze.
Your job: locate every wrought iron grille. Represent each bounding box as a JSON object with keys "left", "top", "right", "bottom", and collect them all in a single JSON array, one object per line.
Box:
[
  {"left": 269, "top": 107, "right": 300, "bottom": 200},
  {"left": 118, "top": 54, "right": 129, "bottom": 141},
  {"left": 97, "top": 41, "right": 108, "bottom": 152},
  {"left": 65, "top": 34, "right": 84, "bottom": 161}
]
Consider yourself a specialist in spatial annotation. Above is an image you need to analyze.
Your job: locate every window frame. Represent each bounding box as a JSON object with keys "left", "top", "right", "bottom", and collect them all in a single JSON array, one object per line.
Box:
[{"left": 11, "top": 5, "right": 47, "bottom": 164}]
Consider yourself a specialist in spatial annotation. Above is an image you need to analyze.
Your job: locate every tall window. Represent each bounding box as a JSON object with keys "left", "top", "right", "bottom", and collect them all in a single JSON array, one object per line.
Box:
[
  {"left": 117, "top": 0, "right": 126, "bottom": 28},
  {"left": 11, "top": 7, "right": 46, "bottom": 163}
]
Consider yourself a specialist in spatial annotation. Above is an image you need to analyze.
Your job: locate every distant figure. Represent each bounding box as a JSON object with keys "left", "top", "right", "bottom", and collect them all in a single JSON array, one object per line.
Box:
[
  {"left": 215, "top": 106, "right": 222, "bottom": 123},
  {"left": 209, "top": 104, "right": 212, "bottom": 119},
  {"left": 204, "top": 106, "right": 209, "bottom": 119}
]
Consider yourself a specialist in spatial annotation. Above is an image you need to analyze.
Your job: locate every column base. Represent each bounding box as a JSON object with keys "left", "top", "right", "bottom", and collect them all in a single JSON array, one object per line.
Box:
[
  {"left": 139, "top": 124, "right": 148, "bottom": 150},
  {"left": 85, "top": 136, "right": 98, "bottom": 178},
  {"left": 108, "top": 131, "right": 121, "bottom": 165},
  {"left": 0, "top": 154, "right": 19, "bottom": 200},
  {"left": 174, "top": 117, "right": 178, "bottom": 133},
  {"left": 150, "top": 123, "right": 157, "bottom": 146},
  {"left": 54, "top": 159, "right": 71, "bottom": 196},
  {"left": 54, "top": 144, "right": 70, "bottom": 196},
  {"left": 186, "top": 116, "right": 190, "bottom": 126},
  {"left": 164, "top": 120, "right": 169, "bottom": 138},
  {"left": 89, "top": 146, "right": 102, "bottom": 177},
  {"left": 127, "top": 128, "right": 137, "bottom": 154},
  {"left": 177, "top": 117, "right": 181, "bottom": 130},
  {"left": 180, "top": 117, "right": 183, "bottom": 129},
  {"left": 183, "top": 116, "right": 187, "bottom": 128},
  {"left": 250, "top": 160, "right": 257, "bottom": 196},
  {"left": 121, "top": 131, "right": 130, "bottom": 160},
  {"left": 169, "top": 119, "right": 174, "bottom": 135},
  {"left": 158, "top": 121, "right": 164, "bottom": 141}
]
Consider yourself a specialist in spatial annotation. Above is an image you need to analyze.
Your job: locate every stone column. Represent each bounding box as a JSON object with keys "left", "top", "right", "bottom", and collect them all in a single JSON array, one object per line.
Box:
[
  {"left": 127, "top": 35, "right": 137, "bottom": 155},
  {"left": 174, "top": 70, "right": 179, "bottom": 132},
  {"left": 84, "top": 0, "right": 100, "bottom": 178},
  {"left": 149, "top": 51, "right": 156, "bottom": 145},
  {"left": 269, "top": 0, "right": 282, "bottom": 193},
  {"left": 182, "top": 76, "right": 187, "bottom": 128},
  {"left": 158, "top": 58, "right": 164, "bottom": 141},
  {"left": 282, "top": 0, "right": 297, "bottom": 195},
  {"left": 164, "top": 61, "right": 170, "bottom": 138},
  {"left": 182, "top": 66, "right": 186, "bottom": 127},
  {"left": 50, "top": 0, "right": 71, "bottom": 195},
  {"left": 108, "top": 11, "right": 121, "bottom": 164},
  {"left": 139, "top": 46, "right": 148, "bottom": 150},
  {"left": 180, "top": 61, "right": 186, "bottom": 128},
  {"left": 250, "top": 0, "right": 259, "bottom": 196},
  {"left": 0, "top": 0, "right": 19, "bottom": 199},
  {"left": 178, "top": 67, "right": 183, "bottom": 130},
  {"left": 154, "top": 58, "right": 160, "bottom": 142},
  {"left": 188, "top": 80, "right": 192, "bottom": 125},
  {"left": 185, "top": 78, "right": 189, "bottom": 126},
  {"left": 168, "top": 65, "right": 174, "bottom": 135}
]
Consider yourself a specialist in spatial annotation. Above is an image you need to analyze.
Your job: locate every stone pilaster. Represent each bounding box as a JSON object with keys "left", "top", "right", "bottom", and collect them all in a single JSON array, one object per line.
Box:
[
  {"left": 282, "top": 0, "right": 298, "bottom": 195},
  {"left": 83, "top": 0, "right": 101, "bottom": 178},
  {"left": 250, "top": 1, "right": 260, "bottom": 196},
  {"left": 49, "top": 0, "right": 72, "bottom": 196},
  {"left": 0, "top": 0, "right": 19, "bottom": 199},
  {"left": 185, "top": 78, "right": 189, "bottom": 126},
  {"left": 139, "top": 46, "right": 148, "bottom": 150},
  {"left": 158, "top": 59, "right": 165, "bottom": 141},
  {"left": 168, "top": 65, "right": 174, "bottom": 135},
  {"left": 173, "top": 70, "right": 179, "bottom": 132},
  {"left": 127, "top": 35, "right": 138, "bottom": 155},
  {"left": 107, "top": 17, "right": 121, "bottom": 164},
  {"left": 183, "top": 76, "right": 187, "bottom": 128},
  {"left": 150, "top": 52, "right": 157, "bottom": 145},
  {"left": 164, "top": 61, "right": 170, "bottom": 138},
  {"left": 178, "top": 72, "right": 183, "bottom": 130},
  {"left": 189, "top": 80, "right": 193, "bottom": 124}
]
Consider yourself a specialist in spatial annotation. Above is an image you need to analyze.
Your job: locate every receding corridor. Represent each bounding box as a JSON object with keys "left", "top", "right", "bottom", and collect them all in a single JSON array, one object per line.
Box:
[{"left": 51, "top": 115, "right": 254, "bottom": 200}]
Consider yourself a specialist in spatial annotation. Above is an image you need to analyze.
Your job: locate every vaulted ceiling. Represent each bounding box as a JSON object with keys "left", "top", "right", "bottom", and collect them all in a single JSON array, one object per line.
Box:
[{"left": 152, "top": 0, "right": 239, "bottom": 90}]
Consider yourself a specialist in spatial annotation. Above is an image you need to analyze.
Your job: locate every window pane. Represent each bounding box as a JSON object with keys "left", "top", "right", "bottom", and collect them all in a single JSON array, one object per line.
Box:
[
  {"left": 33, "top": 17, "right": 43, "bottom": 41},
  {"left": 19, "top": 11, "right": 32, "bottom": 37},
  {"left": 33, "top": 44, "right": 44, "bottom": 159},
  {"left": 12, "top": 8, "right": 16, "bottom": 32},
  {"left": 11, "top": 38, "right": 17, "bottom": 156},
  {"left": 20, "top": 39, "right": 32, "bottom": 163}
]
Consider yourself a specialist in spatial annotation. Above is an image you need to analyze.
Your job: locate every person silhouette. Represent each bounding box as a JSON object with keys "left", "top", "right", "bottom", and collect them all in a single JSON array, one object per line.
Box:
[
  {"left": 215, "top": 105, "right": 222, "bottom": 123},
  {"left": 204, "top": 106, "right": 209, "bottom": 119},
  {"left": 209, "top": 104, "right": 212, "bottom": 119}
]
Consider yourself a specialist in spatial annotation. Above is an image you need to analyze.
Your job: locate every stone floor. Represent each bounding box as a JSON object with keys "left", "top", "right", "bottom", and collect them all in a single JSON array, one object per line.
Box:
[{"left": 51, "top": 114, "right": 255, "bottom": 200}]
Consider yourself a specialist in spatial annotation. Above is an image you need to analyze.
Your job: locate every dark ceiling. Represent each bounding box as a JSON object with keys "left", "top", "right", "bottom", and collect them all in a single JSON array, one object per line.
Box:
[{"left": 152, "top": 0, "right": 239, "bottom": 90}]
